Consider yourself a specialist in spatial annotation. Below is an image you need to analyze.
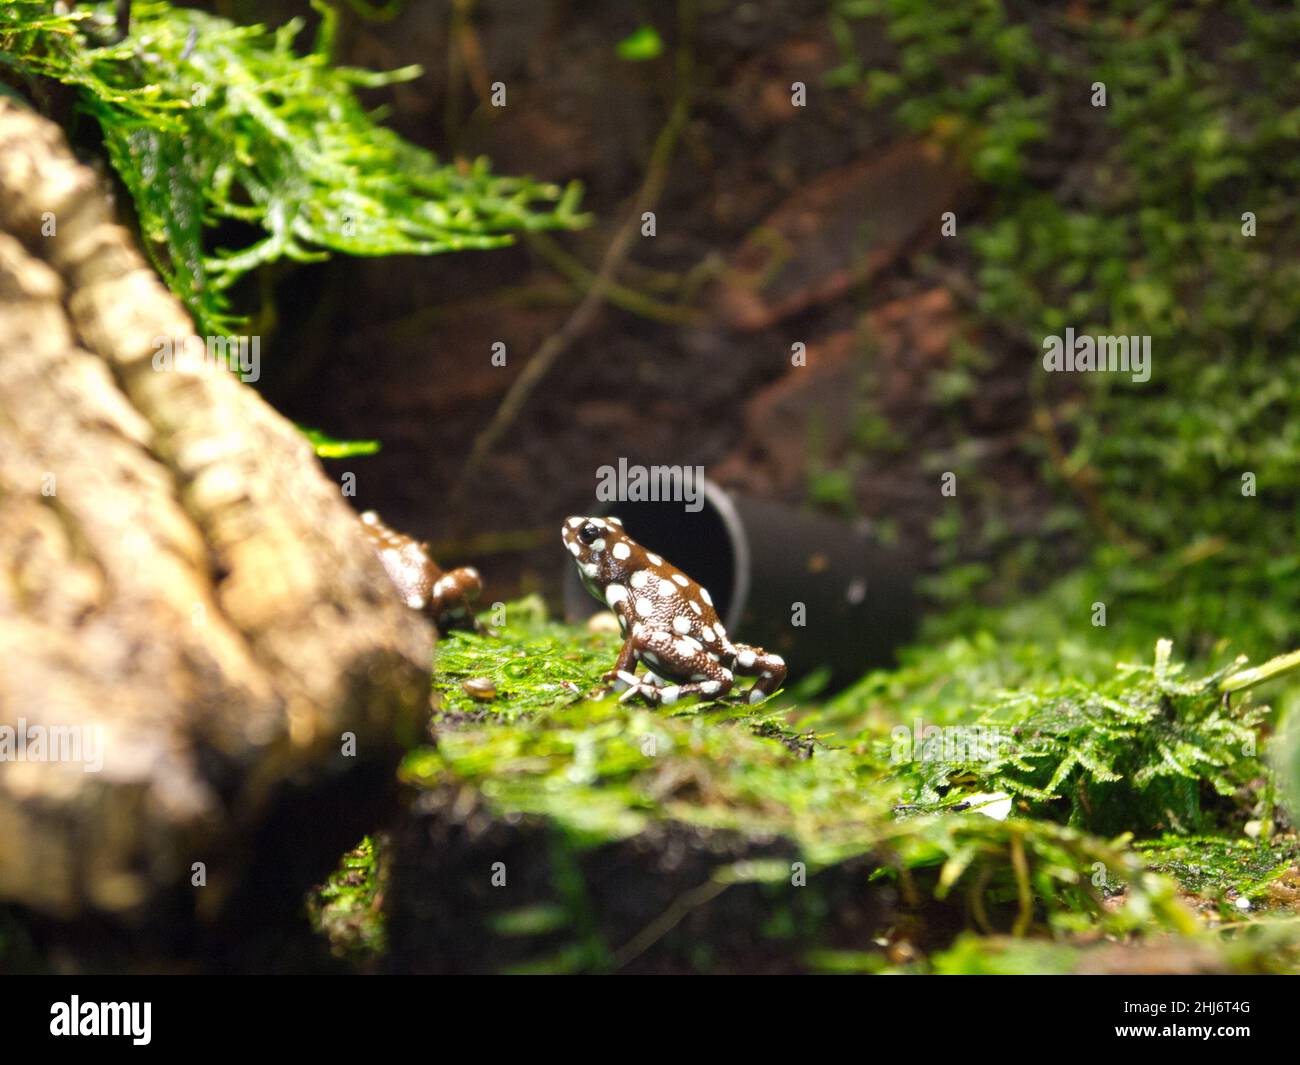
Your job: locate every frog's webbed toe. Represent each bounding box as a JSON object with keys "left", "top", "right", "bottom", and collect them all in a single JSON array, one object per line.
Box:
[{"left": 616, "top": 671, "right": 658, "bottom": 703}]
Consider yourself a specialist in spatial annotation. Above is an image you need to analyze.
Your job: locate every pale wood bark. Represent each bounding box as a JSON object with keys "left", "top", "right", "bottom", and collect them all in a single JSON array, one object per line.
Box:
[{"left": 0, "top": 98, "right": 434, "bottom": 926}]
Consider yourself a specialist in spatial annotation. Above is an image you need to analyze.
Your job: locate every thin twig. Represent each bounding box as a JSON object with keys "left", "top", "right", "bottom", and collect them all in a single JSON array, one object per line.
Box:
[
  {"left": 449, "top": 0, "right": 696, "bottom": 510},
  {"left": 524, "top": 231, "right": 705, "bottom": 325},
  {"left": 611, "top": 878, "right": 730, "bottom": 971},
  {"left": 1010, "top": 829, "right": 1033, "bottom": 937}
]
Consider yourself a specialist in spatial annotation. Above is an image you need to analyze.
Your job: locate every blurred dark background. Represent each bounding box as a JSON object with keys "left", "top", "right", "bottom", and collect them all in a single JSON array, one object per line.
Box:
[{"left": 244, "top": 0, "right": 1021, "bottom": 611}]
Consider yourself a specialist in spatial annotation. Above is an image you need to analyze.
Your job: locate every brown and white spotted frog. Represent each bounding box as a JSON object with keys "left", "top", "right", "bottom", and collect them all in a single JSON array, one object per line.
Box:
[
  {"left": 361, "top": 510, "right": 482, "bottom": 632},
  {"left": 562, "top": 515, "right": 787, "bottom": 705}
]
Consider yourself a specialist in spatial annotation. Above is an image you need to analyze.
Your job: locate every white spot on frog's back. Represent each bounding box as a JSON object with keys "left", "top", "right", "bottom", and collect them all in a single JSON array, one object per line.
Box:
[
  {"left": 657, "top": 578, "right": 677, "bottom": 597},
  {"left": 630, "top": 570, "right": 651, "bottom": 590},
  {"left": 674, "top": 638, "right": 700, "bottom": 659},
  {"left": 689, "top": 601, "right": 702, "bottom": 615},
  {"left": 672, "top": 573, "right": 689, "bottom": 587},
  {"left": 605, "top": 584, "right": 628, "bottom": 608},
  {"left": 646, "top": 553, "right": 663, "bottom": 566},
  {"left": 700, "top": 587, "right": 713, "bottom": 607},
  {"left": 591, "top": 538, "right": 606, "bottom": 552},
  {"left": 612, "top": 541, "right": 631, "bottom": 560},
  {"left": 672, "top": 616, "right": 691, "bottom": 634},
  {"left": 701, "top": 626, "right": 715, "bottom": 643},
  {"left": 635, "top": 597, "right": 654, "bottom": 617}
]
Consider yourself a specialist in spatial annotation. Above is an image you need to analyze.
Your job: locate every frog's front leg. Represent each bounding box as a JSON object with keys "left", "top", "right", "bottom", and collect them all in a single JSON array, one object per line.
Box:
[
  {"left": 617, "top": 630, "right": 735, "bottom": 706},
  {"left": 731, "top": 644, "right": 787, "bottom": 703},
  {"left": 599, "top": 630, "right": 640, "bottom": 690}
]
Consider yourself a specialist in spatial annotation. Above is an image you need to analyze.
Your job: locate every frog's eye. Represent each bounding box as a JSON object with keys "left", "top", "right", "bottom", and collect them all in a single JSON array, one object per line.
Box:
[{"left": 577, "top": 522, "right": 601, "bottom": 546}]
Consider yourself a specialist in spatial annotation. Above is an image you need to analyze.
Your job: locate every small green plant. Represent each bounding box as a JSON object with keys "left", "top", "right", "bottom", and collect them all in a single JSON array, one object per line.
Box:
[
  {"left": 300, "top": 427, "right": 381, "bottom": 459},
  {"left": 869, "top": 640, "right": 1272, "bottom": 836},
  {"left": 307, "top": 835, "right": 389, "bottom": 963},
  {"left": 616, "top": 26, "right": 664, "bottom": 62}
]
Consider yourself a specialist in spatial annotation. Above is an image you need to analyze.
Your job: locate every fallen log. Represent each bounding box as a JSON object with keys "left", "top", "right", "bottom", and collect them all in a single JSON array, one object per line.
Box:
[{"left": 0, "top": 97, "right": 433, "bottom": 937}]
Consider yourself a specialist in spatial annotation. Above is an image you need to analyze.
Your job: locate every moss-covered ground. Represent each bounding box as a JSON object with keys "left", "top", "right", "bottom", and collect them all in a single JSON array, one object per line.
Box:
[{"left": 310, "top": 604, "right": 1300, "bottom": 973}]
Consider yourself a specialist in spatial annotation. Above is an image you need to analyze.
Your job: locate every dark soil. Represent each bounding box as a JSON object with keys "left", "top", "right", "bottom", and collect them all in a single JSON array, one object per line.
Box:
[
  {"left": 387, "top": 784, "right": 896, "bottom": 974},
  {"left": 253, "top": 0, "right": 1056, "bottom": 611}
]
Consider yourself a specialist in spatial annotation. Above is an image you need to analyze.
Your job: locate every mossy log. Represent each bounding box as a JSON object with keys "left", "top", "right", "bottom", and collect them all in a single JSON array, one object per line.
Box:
[{"left": 0, "top": 98, "right": 433, "bottom": 931}]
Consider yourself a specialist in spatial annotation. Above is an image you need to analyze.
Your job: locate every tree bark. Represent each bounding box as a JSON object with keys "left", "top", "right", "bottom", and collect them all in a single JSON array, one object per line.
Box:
[{"left": 0, "top": 98, "right": 433, "bottom": 929}]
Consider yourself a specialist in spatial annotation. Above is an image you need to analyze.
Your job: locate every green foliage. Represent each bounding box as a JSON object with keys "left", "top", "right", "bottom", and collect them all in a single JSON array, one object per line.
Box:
[
  {"left": 395, "top": 606, "right": 1274, "bottom": 955},
  {"left": 927, "top": 921, "right": 1300, "bottom": 975},
  {"left": 1277, "top": 709, "right": 1300, "bottom": 828},
  {"left": 307, "top": 835, "right": 388, "bottom": 963},
  {"left": 295, "top": 598, "right": 1297, "bottom": 969},
  {"left": 926, "top": 933, "right": 1090, "bottom": 976},
  {"left": 841, "top": 640, "right": 1270, "bottom": 835},
  {"left": 300, "top": 426, "right": 381, "bottom": 458},
  {"left": 616, "top": 26, "right": 664, "bottom": 62},
  {"left": 828, "top": 0, "right": 1300, "bottom": 671},
  {"left": 1136, "top": 835, "right": 1299, "bottom": 901},
  {"left": 432, "top": 599, "right": 622, "bottom": 722},
  {"left": 0, "top": 1, "right": 586, "bottom": 334}
]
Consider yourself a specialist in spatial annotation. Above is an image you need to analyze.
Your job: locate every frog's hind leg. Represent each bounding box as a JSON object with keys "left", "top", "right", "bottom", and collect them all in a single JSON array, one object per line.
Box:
[
  {"left": 731, "top": 645, "right": 787, "bottom": 704},
  {"left": 618, "top": 630, "right": 734, "bottom": 706}
]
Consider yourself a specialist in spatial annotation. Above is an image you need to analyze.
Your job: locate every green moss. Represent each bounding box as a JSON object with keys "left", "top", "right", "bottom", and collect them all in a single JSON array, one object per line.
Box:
[
  {"left": 398, "top": 606, "right": 1280, "bottom": 949},
  {"left": 926, "top": 920, "right": 1300, "bottom": 975},
  {"left": 835, "top": 639, "right": 1272, "bottom": 836},
  {"left": 306, "top": 835, "right": 388, "bottom": 964},
  {"left": 927, "top": 934, "right": 1090, "bottom": 976},
  {"left": 826, "top": 0, "right": 1300, "bottom": 686},
  {"left": 292, "top": 596, "right": 1297, "bottom": 969},
  {"left": 1137, "top": 835, "right": 1299, "bottom": 900},
  {"left": 0, "top": 1, "right": 587, "bottom": 335},
  {"left": 300, "top": 427, "right": 381, "bottom": 458}
]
